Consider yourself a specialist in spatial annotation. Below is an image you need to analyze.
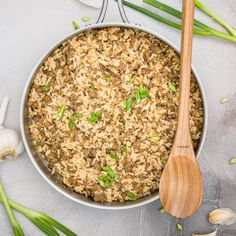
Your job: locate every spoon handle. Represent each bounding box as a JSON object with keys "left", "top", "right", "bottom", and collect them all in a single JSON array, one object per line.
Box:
[{"left": 173, "top": 0, "right": 195, "bottom": 154}]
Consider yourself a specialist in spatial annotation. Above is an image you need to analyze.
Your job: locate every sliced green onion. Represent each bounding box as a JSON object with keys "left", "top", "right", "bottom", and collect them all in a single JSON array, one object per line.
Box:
[
  {"left": 135, "top": 85, "right": 150, "bottom": 104},
  {"left": 128, "top": 77, "right": 136, "bottom": 84},
  {"left": 229, "top": 157, "right": 236, "bottom": 165},
  {"left": 104, "top": 76, "right": 113, "bottom": 82},
  {"left": 56, "top": 105, "right": 65, "bottom": 120},
  {"left": 121, "top": 144, "right": 128, "bottom": 153},
  {"left": 101, "top": 166, "right": 116, "bottom": 180},
  {"left": 88, "top": 83, "right": 96, "bottom": 89},
  {"left": 126, "top": 191, "right": 137, "bottom": 200},
  {"left": 109, "top": 153, "right": 120, "bottom": 161},
  {"left": 81, "top": 16, "right": 90, "bottom": 22},
  {"left": 219, "top": 97, "right": 229, "bottom": 104},
  {"left": 177, "top": 223, "right": 183, "bottom": 232},
  {"left": 150, "top": 136, "right": 161, "bottom": 142},
  {"left": 124, "top": 97, "right": 133, "bottom": 113},
  {"left": 68, "top": 114, "right": 81, "bottom": 130},
  {"left": 158, "top": 207, "right": 165, "bottom": 214},
  {"left": 88, "top": 111, "right": 102, "bottom": 124},
  {"left": 72, "top": 21, "right": 80, "bottom": 30},
  {"left": 168, "top": 82, "right": 177, "bottom": 93},
  {"left": 44, "top": 83, "right": 51, "bottom": 92},
  {"left": 98, "top": 176, "right": 112, "bottom": 188}
]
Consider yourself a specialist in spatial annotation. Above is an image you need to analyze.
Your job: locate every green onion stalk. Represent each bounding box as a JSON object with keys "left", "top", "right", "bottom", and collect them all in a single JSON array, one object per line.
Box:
[
  {"left": 0, "top": 181, "right": 77, "bottom": 236},
  {"left": 119, "top": 0, "right": 236, "bottom": 43}
]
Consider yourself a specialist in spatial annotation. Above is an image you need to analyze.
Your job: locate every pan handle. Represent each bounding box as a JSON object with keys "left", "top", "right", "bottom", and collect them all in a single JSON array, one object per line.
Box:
[{"left": 96, "top": 0, "right": 129, "bottom": 23}]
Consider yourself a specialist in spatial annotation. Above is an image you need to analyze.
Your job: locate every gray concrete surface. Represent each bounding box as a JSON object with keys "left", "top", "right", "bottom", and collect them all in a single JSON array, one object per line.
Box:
[{"left": 0, "top": 0, "right": 236, "bottom": 235}]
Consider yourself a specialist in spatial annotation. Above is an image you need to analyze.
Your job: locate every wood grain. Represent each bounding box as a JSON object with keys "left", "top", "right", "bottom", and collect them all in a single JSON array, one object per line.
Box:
[{"left": 159, "top": 0, "right": 203, "bottom": 219}]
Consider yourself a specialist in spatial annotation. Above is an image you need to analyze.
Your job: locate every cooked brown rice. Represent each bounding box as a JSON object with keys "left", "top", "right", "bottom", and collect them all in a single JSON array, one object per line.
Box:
[{"left": 27, "top": 27, "right": 203, "bottom": 202}]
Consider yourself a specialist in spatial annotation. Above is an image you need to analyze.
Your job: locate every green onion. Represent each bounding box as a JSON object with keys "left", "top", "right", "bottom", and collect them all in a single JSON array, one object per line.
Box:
[
  {"left": 158, "top": 207, "right": 165, "bottom": 214},
  {"left": 81, "top": 16, "right": 90, "bottom": 22},
  {"left": 219, "top": 97, "right": 229, "bottom": 104},
  {"left": 124, "top": 97, "right": 133, "bottom": 112},
  {"left": 135, "top": 85, "right": 150, "bottom": 104},
  {"left": 68, "top": 114, "right": 81, "bottom": 130},
  {"left": 120, "top": 0, "right": 236, "bottom": 43},
  {"left": 98, "top": 176, "right": 112, "bottom": 188},
  {"left": 56, "top": 105, "right": 65, "bottom": 120},
  {"left": 229, "top": 157, "right": 236, "bottom": 165},
  {"left": 177, "top": 223, "right": 183, "bottom": 232},
  {"left": 101, "top": 166, "right": 116, "bottom": 180},
  {"left": 88, "top": 111, "right": 102, "bottom": 124},
  {"left": 72, "top": 21, "right": 80, "bottom": 30},
  {"left": 44, "top": 83, "right": 51, "bottom": 92},
  {"left": 150, "top": 136, "right": 161, "bottom": 142},
  {"left": 126, "top": 191, "right": 137, "bottom": 200},
  {"left": 88, "top": 83, "right": 96, "bottom": 89},
  {"left": 121, "top": 144, "right": 128, "bottom": 153},
  {"left": 128, "top": 77, "right": 136, "bottom": 84},
  {"left": 0, "top": 181, "right": 25, "bottom": 236},
  {"left": 104, "top": 76, "right": 113, "bottom": 82},
  {"left": 168, "top": 82, "right": 177, "bottom": 93},
  {"left": 109, "top": 153, "right": 120, "bottom": 161}
]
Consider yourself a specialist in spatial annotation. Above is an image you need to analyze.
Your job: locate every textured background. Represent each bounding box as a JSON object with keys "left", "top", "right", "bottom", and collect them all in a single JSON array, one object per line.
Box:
[{"left": 0, "top": 0, "right": 236, "bottom": 235}]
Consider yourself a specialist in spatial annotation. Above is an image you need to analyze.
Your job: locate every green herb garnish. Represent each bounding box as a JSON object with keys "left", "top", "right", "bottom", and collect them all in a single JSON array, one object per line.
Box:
[
  {"left": 81, "top": 16, "right": 90, "bottom": 22},
  {"left": 168, "top": 81, "right": 177, "bottom": 93},
  {"left": 150, "top": 136, "right": 161, "bottom": 142},
  {"left": 124, "top": 97, "right": 133, "bottom": 113},
  {"left": 104, "top": 76, "right": 112, "bottom": 82},
  {"left": 158, "top": 207, "right": 165, "bottom": 214},
  {"left": 56, "top": 105, "right": 65, "bottom": 120},
  {"left": 177, "top": 223, "right": 183, "bottom": 232},
  {"left": 101, "top": 166, "right": 116, "bottom": 179},
  {"left": 43, "top": 83, "right": 51, "bottom": 92},
  {"left": 219, "top": 97, "right": 229, "bottom": 104},
  {"left": 109, "top": 154, "right": 120, "bottom": 161},
  {"left": 88, "top": 111, "right": 102, "bottom": 124},
  {"left": 72, "top": 21, "right": 80, "bottom": 30},
  {"left": 135, "top": 85, "right": 150, "bottom": 103},
  {"left": 68, "top": 113, "right": 81, "bottom": 130},
  {"left": 121, "top": 144, "right": 128, "bottom": 153},
  {"left": 126, "top": 191, "right": 137, "bottom": 200},
  {"left": 98, "top": 166, "right": 116, "bottom": 188},
  {"left": 229, "top": 157, "right": 236, "bottom": 165}
]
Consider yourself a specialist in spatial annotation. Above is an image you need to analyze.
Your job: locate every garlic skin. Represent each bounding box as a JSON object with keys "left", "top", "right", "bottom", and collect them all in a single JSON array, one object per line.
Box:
[
  {"left": 0, "top": 96, "right": 24, "bottom": 162},
  {"left": 77, "top": 0, "right": 103, "bottom": 9},
  {"left": 192, "top": 230, "right": 217, "bottom": 236},
  {"left": 209, "top": 208, "right": 236, "bottom": 225}
]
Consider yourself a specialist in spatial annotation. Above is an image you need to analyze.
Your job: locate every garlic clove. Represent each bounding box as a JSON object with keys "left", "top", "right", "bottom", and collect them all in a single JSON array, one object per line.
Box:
[
  {"left": 209, "top": 208, "right": 236, "bottom": 225},
  {"left": 192, "top": 230, "right": 217, "bottom": 236},
  {"left": 77, "top": 0, "right": 103, "bottom": 9}
]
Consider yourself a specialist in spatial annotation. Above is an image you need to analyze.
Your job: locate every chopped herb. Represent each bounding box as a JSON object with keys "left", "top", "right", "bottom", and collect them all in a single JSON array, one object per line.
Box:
[
  {"left": 98, "top": 176, "right": 112, "bottom": 188},
  {"left": 126, "top": 191, "right": 137, "bottom": 200},
  {"left": 56, "top": 105, "right": 65, "bottom": 120},
  {"left": 109, "top": 153, "right": 119, "bottom": 161},
  {"left": 219, "top": 97, "right": 229, "bottom": 104},
  {"left": 88, "top": 83, "right": 96, "bottom": 89},
  {"left": 68, "top": 113, "right": 82, "bottom": 130},
  {"left": 124, "top": 97, "right": 133, "bottom": 112},
  {"left": 43, "top": 83, "right": 51, "bottom": 92},
  {"left": 121, "top": 144, "right": 128, "bottom": 153},
  {"left": 229, "top": 157, "right": 236, "bottom": 165},
  {"left": 135, "top": 85, "right": 150, "bottom": 103},
  {"left": 158, "top": 207, "right": 165, "bottom": 214},
  {"left": 104, "top": 76, "right": 112, "bottom": 82},
  {"left": 177, "top": 223, "right": 183, "bottom": 232},
  {"left": 150, "top": 136, "right": 161, "bottom": 142},
  {"left": 128, "top": 77, "right": 136, "bottom": 84},
  {"left": 168, "top": 81, "right": 177, "bottom": 92},
  {"left": 72, "top": 21, "right": 80, "bottom": 30},
  {"left": 81, "top": 16, "right": 90, "bottom": 22},
  {"left": 101, "top": 166, "right": 116, "bottom": 180},
  {"left": 88, "top": 111, "right": 102, "bottom": 124}
]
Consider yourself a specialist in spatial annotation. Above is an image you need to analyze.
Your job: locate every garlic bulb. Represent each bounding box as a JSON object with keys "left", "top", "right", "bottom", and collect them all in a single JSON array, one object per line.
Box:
[
  {"left": 77, "top": 0, "right": 103, "bottom": 8},
  {"left": 0, "top": 96, "right": 24, "bottom": 162},
  {"left": 209, "top": 208, "right": 236, "bottom": 225},
  {"left": 192, "top": 230, "right": 217, "bottom": 236}
]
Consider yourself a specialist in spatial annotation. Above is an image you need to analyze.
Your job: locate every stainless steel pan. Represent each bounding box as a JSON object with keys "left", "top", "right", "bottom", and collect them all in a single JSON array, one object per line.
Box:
[{"left": 20, "top": 0, "right": 208, "bottom": 209}]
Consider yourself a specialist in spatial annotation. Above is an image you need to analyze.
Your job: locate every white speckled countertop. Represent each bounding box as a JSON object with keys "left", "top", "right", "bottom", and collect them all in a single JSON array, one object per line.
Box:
[{"left": 0, "top": 0, "right": 236, "bottom": 235}]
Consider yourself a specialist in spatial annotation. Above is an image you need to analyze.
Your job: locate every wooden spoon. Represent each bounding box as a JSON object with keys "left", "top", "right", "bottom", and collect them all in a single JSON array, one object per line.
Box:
[{"left": 159, "top": 0, "right": 203, "bottom": 219}]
